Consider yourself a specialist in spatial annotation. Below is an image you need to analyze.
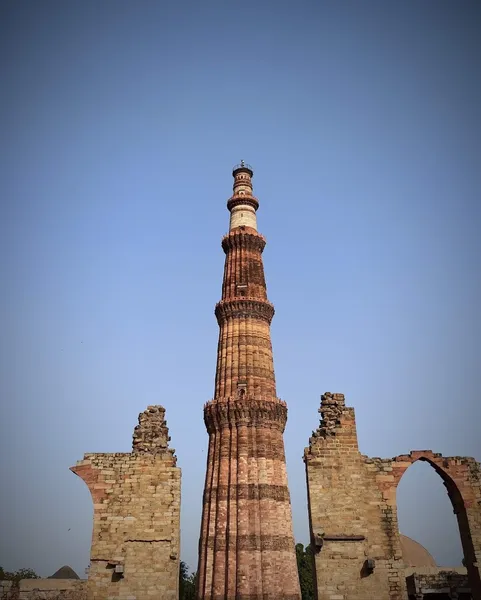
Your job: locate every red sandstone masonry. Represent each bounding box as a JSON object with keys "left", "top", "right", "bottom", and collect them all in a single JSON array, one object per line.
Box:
[{"left": 197, "top": 165, "right": 301, "bottom": 600}]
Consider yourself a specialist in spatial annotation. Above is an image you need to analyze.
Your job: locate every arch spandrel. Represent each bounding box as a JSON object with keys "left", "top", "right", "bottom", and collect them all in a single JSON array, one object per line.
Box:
[
  {"left": 389, "top": 450, "right": 480, "bottom": 510},
  {"left": 388, "top": 450, "right": 481, "bottom": 598}
]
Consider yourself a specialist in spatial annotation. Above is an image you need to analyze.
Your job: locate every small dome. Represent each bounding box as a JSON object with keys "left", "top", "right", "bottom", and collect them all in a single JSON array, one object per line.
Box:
[
  {"left": 49, "top": 565, "right": 80, "bottom": 579},
  {"left": 400, "top": 534, "right": 437, "bottom": 567}
]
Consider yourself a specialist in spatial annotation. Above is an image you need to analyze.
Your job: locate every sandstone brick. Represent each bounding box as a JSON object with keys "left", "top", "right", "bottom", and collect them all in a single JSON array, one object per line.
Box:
[
  {"left": 304, "top": 393, "right": 481, "bottom": 600},
  {"left": 71, "top": 406, "right": 180, "bottom": 600}
]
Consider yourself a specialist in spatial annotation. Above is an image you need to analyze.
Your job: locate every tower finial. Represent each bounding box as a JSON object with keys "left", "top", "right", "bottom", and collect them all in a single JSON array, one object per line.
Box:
[{"left": 240, "top": 159, "right": 245, "bottom": 167}]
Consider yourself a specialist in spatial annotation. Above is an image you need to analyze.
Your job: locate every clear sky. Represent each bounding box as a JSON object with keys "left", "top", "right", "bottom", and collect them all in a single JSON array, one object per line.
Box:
[{"left": 1, "top": 0, "right": 480, "bottom": 579}]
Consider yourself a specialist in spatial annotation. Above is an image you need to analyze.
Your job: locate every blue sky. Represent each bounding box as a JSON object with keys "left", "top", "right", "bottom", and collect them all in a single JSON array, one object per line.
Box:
[{"left": 1, "top": 0, "right": 480, "bottom": 577}]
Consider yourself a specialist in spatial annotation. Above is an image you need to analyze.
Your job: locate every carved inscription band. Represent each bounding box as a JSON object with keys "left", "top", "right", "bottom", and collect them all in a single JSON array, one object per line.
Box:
[
  {"left": 204, "top": 398, "right": 288, "bottom": 432},
  {"left": 215, "top": 366, "right": 276, "bottom": 383},
  {"left": 206, "top": 534, "right": 296, "bottom": 551},
  {"left": 217, "top": 334, "right": 272, "bottom": 349},
  {"left": 222, "top": 229, "right": 266, "bottom": 253},
  {"left": 215, "top": 299, "right": 275, "bottom": 325},
  {"left": 204, "top": 440, "right": 286, "bottom": 461},
  {"left": 204, "top": 483, "right": 291, "bottom": 504}
]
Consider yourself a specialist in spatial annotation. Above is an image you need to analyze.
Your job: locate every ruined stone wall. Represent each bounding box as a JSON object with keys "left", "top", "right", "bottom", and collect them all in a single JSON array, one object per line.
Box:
[
  {"left": 0, "top": 579, "right": 86, "bottom": 600},
  {"left": 71, "top": 405, "right": 181, "bottom": 600},
  {"left": 405, "top": 568, "right": 469, "bottom": 598},
  {"left": 304, "top": 393, "right": 407, "bottom": 600},
  {"left": 304, "top": 393, "right": 481, "bottom": 600}
]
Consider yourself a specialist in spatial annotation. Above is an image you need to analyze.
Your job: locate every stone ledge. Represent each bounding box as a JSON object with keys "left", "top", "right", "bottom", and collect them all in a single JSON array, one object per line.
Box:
[{"left": 18, "top": 579, "right": 86, "bottom": 591}]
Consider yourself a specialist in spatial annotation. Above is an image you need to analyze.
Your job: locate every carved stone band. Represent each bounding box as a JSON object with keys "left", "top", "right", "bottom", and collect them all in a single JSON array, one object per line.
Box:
[
  {"left": 215, "top": 299, "right": 275, "bottom": 325},
  {"left": 204, "top": 398, "right": 288, "bottom": 433},
  {"left": 206, "top": 534, "right": 296, "bottom": 551},
  {"left": 204, "top": 483, "right": 291, "bottom": 504},
  {"left": 227, "top": 196, "right": 259, "bottom": 212},
  {"left": 221, "top": 230, "right": 266, "bottom": 254}
]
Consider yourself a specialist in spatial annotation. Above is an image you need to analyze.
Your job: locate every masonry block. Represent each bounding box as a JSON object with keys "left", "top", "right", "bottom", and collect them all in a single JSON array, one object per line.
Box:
[
  {"left": 71, "top": 406, "right": 181, "bottom": 600},
  {"left": 304, "top": 393, "right": 481, "bottom": 600}
]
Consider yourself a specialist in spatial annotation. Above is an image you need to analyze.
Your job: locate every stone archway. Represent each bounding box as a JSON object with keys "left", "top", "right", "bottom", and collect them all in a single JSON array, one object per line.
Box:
[
  {"left": 397, "top": 459, "right": 463, "bottom": 568},
  {"left": 390, "top": 451, "right": 481, "bottom": 599},
  {"left": 305, "top": 393, "right": 481, "bottom": 600}
]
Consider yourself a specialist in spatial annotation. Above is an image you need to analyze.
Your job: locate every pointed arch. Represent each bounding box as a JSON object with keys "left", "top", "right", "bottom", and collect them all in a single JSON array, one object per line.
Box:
[{"left": 390, "top": 451, "right": 481, "bottom": 598}]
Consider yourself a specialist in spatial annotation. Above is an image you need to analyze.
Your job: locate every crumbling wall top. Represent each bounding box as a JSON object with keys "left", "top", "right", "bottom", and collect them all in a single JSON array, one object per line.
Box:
[
  {"left": 132, "top": 405, "right": 176, "bottom": 459},
  {"left": 304, "top": 392, "right": 360, "bottom": 461},
  {"left": 315, "top": 392, "right": 346, "bottom": 438}
]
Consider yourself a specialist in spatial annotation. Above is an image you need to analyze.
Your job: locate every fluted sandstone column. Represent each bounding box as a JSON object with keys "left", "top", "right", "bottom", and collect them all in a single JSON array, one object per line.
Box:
[{"left": 196, "top": 163, "right": 301, "bottom": 600}]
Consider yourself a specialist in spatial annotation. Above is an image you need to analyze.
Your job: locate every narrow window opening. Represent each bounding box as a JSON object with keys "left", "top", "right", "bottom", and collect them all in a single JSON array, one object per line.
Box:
[
  {"left": 237, "top": 283, "right": 247, "bottom": 297},
  {"left": 237, "top": 382, "right": 247, "bottom": 398}
]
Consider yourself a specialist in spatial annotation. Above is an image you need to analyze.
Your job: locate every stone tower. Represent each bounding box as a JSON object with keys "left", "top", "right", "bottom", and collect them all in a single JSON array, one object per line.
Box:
[{"left": 196, "top": 163, "right": 301, "bottom": 600}]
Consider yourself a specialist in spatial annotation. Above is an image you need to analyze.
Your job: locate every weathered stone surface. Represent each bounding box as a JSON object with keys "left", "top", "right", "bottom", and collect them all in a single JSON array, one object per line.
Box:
[
  {"left": 406, "top": 568, "right": 470, "bottom": 597},
  {"left": 197, "top": 165, "right": 301, "bottom": 599},
  {"left": 0, "top": 579, "right": 87, "bottom": 600},
  {"left": 304, "top": 392, "right": 481, "bottom": 600},
  {"left": 71, "top": 405, "right": 180, "bottom": 600},
  {"left": 132, "top": 404, "right": 172, "bottom": 456}
]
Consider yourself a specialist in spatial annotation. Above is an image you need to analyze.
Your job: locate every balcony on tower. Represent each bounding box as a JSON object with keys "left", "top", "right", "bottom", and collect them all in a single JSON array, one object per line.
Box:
[{"left": 228, "top": 161, "right": 259, "bottom": 231}]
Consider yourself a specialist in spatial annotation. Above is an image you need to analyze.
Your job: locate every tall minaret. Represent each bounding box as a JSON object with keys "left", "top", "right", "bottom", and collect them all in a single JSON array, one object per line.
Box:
[{"left": 196, "top": 163, "right": 301, "bottom": 600}]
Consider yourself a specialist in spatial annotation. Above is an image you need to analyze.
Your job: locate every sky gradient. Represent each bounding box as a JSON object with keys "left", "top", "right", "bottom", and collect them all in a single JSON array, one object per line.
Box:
[{"left": 1, "top": 0, "right": 480, "bottom": 578}]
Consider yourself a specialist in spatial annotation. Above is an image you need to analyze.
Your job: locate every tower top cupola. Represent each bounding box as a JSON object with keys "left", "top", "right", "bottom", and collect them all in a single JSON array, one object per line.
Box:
[
  {"left": 227, "top": 160, "right": 259, "bottom": 231},
  {"left": 232, "top": 159, "right": 254, "bottom": 178}
]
